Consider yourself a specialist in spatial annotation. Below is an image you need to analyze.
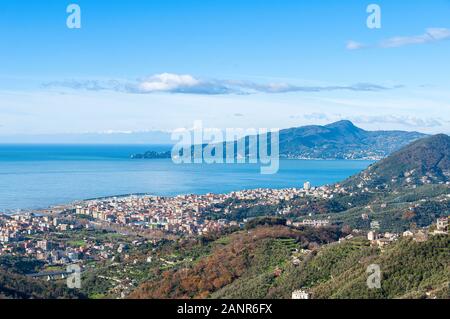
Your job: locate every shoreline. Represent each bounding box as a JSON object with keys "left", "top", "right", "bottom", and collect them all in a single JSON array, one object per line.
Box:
[
  {"left": 0, "top": 158, "right": 376, "bottom": 214},
  {"left": 3, "top": 184, "right": 321, "bottom": 216}
]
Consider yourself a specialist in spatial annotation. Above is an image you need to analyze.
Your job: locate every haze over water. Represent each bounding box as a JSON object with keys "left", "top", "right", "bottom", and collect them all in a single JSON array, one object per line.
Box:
[{"left": 0, "top": 145, "right": 373, "bottom": 212}]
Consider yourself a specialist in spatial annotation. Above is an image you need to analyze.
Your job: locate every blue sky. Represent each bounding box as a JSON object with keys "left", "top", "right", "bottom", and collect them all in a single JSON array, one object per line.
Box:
[{"left": 1, "top": 0, "right": 450, "bottom": 137}]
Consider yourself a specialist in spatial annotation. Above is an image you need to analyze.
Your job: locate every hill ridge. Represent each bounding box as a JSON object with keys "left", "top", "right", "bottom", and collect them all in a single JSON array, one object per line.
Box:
[{"left": 343, "top": 134, "right": 450, "bottom": 190}]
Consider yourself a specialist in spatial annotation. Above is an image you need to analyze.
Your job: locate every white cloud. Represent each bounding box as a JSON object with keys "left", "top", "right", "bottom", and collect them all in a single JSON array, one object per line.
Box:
[
  {"left": 346, "top": 40, "right": 366, "bottom": 50},
  {"left": 346, "top": 27, "right": 450, "bottom": 50},
  {"left": 381, "top": 28, "right": 450, "bottom": 48},
  {"left": 43, "top": 74, "right": 400, "bottom": 95},
  {"left": 3, "top": 88, "right": 450, "bottom": 136},
  {"left": 137, "top": 73, "right": 200, "bottom": 92},
  {"left": 349, "top": 115, "right": 443, "bottom": 128}
]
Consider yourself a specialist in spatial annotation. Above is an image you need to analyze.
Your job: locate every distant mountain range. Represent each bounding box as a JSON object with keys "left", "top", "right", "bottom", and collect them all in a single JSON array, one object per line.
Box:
[
  {"left": 132, "top": 120, "right": 427, "bottom": 160},
  {"left": 277, "top": 120, "right": 426, "bottom": 160}
]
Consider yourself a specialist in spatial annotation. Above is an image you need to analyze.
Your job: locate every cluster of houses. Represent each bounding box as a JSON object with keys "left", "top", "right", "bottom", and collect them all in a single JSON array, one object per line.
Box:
[
  {"left": 70, "top": 183, "right": 340, "bottom": 237},
  {"left": 0, "top": 213, "right": 82, "bottom": 263},
  {"left": 367, "top": 217, "right": 449, "bottom": 248},
  {"left": 73, "top": 194, "right": 239, "bottom": 236},
  {"left": 0, "top": 213, "right": 79, "bottom": 244},
  {"left": 0, "top": 212, "right": 150, "bottom": 269},
  {"left": 291, "top": 217, "right": 448, "bottom": 300}
]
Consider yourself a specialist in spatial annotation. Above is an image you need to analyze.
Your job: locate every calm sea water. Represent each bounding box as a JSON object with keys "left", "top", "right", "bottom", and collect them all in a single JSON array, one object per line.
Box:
[{"left": 0, "top": 145, "right": 373, "bottom": 212}]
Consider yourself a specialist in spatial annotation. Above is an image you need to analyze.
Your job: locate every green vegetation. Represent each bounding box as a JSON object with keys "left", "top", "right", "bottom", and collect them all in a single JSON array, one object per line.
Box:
[
  {"left": 126, "top": 227, "right": 448, "bottom": 299},
  {"left": 128, "top": 226, "right": 342, "bottom": 299},
  {"left": 0, "top": 257, "right": 86, "bottom": 299},
  {"left": 310, "top": 235, "right": 450, "bottom": 299},
  {"left": 213, "top": 235, "right": 449, "bottom": 299},
  {"left": 322, "top": 185, "right": 450, "bottom": 232},
  {"left": 0, "top": 256, "right": 45, "bottom": 275}
]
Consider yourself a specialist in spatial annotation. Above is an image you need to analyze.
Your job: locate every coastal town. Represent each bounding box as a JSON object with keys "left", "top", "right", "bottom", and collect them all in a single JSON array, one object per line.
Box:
[
  {"left": 69, "top": 182, "right": 340, "bottom": 235},
  {"left": 1, "top": 180, "right": 449, "bottom": 268},
  {"left": 0, "top": 185, "right": 295, "bottom": 253},
  {"left": 0, "top": 180, "right": 343, "bottom": 239},
  {"left": 0, "top": 177, "right": 448, "bottom": 300}
]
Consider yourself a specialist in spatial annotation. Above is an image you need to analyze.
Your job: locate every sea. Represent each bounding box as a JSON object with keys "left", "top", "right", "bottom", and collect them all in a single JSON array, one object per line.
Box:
[{"left": 0, "top": 144, "right": 373, "bottom": 212}]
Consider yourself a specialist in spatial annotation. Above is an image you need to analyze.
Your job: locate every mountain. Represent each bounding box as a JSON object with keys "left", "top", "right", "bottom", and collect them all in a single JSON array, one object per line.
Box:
[
  {"left": 278, "top": 120, "right": 426, "bottom": 159},
  {"left": 343, "top": 134, "right": 450, "bottom": 190},
  {"left": 290, "top": 134, "right": 450, "bottom": 232},
  {"left": 193, "top": 134, "right": 450, "bottom": 232},
  {"left": 131, "top": 120, "right": 426, "bottom": 160}
]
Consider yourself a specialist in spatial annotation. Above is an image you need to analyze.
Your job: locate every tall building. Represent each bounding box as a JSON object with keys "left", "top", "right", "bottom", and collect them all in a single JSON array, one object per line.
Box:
[
  {"left": 367, "top": 231, "right": 378, "bottom": 241},
  {"left": 303, "top": 182, "right": 311, "bottom": 191}
]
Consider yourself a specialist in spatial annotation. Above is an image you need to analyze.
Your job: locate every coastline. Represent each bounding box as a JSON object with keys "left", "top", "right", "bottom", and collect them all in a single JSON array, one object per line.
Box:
[{"left": 0, "top": 152, "right": 374, "bottom": 213}]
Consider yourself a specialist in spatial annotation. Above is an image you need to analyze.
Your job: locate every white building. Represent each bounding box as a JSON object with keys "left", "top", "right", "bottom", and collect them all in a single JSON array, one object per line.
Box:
[
  {"left": 292, "top": 289, "right": 310, "bottom": 299},
  {"left": 367, "top": 231, "right": 378, "bottom": 241},
  {"left": 403, "top": 230, "right": 414, "bottom": 237},
  {"left": 437, "top": 217, "right": 448, "bottom": 231},
  {"left": 303, "top": 182, "right": 311, "bottom": 191}
]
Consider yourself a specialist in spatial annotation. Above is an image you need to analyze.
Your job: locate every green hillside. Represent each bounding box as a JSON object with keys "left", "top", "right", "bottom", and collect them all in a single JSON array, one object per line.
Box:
[
  {"left": 213, "top": 235, "right": 449, "bottom": 299},
  {"left": 129, "top": 226, "right": 342, "bottom": 299},
  {"left": 343, "top": 134, "right": 450, "bottom": 190},
  {"left": 129, "top": 225, "right": 449, "bottom": 299},
  {"left": 284, "top": 134, "right": 450, "bottom": 232},
  {"left": 0, "top": 256, "right": 86, "bottom": 299}
]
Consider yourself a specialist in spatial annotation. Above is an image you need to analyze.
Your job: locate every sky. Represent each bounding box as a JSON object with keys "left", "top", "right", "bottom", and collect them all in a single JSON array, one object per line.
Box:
[{"left": 1, "top": 0, "right": 450, "bottom": 139}]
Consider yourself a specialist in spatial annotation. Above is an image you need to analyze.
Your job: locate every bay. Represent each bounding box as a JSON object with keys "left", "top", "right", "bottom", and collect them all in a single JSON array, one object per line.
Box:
[{"left": 0, "top": 144, "right": 373, "bottom": 211}]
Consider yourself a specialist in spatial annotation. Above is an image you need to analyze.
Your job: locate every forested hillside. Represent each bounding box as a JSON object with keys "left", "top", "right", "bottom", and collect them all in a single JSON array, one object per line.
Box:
[{"left": 128, "top": 225, "right": 449, "bottom": 299}]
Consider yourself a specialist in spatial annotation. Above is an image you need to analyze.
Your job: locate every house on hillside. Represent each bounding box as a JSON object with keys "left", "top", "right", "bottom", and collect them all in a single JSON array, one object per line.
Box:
[
  {"left": 437, "top": 217, "right": 449, "bottom": 231},
  {"left": 403, "top": 230, "right": 414, "bottom": 237},
  {"left": 413, "top": 230, "right": 429, "bottom": 242},
  {"left": 433, "top": 217, "right": 449, "bottom": 235},
  {"left": 375, "top": 238, "right": 391, "bottom": 249},
  {"left": 367, "top": 231, "right": 378, "bottom": 241}
]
